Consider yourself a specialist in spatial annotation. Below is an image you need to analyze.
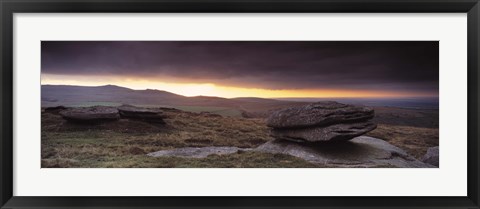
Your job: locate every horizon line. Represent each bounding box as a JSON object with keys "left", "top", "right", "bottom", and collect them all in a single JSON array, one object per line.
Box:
[{"left": 41, "top": 83, "right": 439, "bottom": 99}]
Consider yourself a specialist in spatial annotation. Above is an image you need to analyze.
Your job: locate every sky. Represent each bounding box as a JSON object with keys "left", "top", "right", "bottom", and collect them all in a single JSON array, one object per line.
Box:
[{"left": 41, "top": 41, "right": 439, "bottom": 98}]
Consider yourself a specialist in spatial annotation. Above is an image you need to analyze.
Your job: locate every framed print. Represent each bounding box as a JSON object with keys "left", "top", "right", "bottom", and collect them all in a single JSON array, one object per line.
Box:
[{"left": 1, "top": 0, "right": 479, "bottom": 208}]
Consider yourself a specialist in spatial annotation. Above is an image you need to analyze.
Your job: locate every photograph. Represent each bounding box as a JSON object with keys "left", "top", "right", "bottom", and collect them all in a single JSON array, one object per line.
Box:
[{"left": 40, "top": 41, "right": 439, "bottom": 168}]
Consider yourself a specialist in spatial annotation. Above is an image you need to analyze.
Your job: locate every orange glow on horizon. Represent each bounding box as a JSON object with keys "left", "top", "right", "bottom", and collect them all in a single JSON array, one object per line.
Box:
[{"left": 41, "top": 74, "right": 436, "bottom": 98}]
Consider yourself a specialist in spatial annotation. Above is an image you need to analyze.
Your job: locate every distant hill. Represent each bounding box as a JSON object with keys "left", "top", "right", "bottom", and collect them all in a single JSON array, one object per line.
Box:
[
  {"left": 41, "top": 84, "right": 300, "bottom": 110},
  {"left": 42, "top": 84, "right": 185, "bottom": 106},
  {"left": 41, "top": 84, "right": 438, "bottom": 128}
]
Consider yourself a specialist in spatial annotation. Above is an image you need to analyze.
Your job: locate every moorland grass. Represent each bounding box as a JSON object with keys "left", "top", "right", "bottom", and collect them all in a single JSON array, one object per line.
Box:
[
  {"left": 42, "top": 109, "right": 315, "bottom": 168},
  {"left": 367, "top": 124, "right": 439, "bottom": 158},
  {"left": 41, "top": 107, "right": 439, "bottom": 168}
]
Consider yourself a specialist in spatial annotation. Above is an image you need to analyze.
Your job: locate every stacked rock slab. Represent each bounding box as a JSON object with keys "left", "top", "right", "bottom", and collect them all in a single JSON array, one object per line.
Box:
[
  {"left": 59, "top": 106, "right": 120, "bottom": 122},
  {"left": 58, "top": 105, "right": 166, "bottom": 124},
  {"left": 267, "top": 101, "right": 376, "bottom": 142},
  {"left": 117, "top": 105, "right": 165, "bottom": 124}
]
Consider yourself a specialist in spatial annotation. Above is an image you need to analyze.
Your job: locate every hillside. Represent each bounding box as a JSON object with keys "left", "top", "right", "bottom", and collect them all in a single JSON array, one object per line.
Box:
[
  {"left": 40, "top": 85, "right": 439, "bottom": 167},
  {"left": 42, "top": 84, "right": 305, "bottom": 117},
  {"left": 42, "top": 84, "right": 439, "bottom": 128},
  {"left": 43, "top": 84, "right": 298, "bottom": 107}
]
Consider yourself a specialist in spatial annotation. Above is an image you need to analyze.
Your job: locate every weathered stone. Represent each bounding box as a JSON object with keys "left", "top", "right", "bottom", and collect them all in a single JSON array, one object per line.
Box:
[
  {"left": 255, "top": 136, "right": 433, "bottom": 168},
  {"left": 117, "top": 105, "right": 162, "bottom": 115},
  {"left": 44, "top": 106, "right": 67, "bottom": 114},
  {"left": 146, "top": 136, "right": 433, "bottom": 168},
  {"left": 271, "top": 122, "right": 377, "bottom": 142},
  {"left": 421, "top": 146, "right": 439, "bottom": 167},
  {"left": 118, "top": 105, "right": 165, "bottom": 123},
  {"left": 59, "top": 106, "right": 119, "bottom": 122},
  {"left": 267, "top": 101, "right": 374, "bottom": 128},
  {"left": 45, "top": 106, "right": 67, "bottom": 111},
  {"left": 147, "top": 146, "right": 250, "bottom": 158}
]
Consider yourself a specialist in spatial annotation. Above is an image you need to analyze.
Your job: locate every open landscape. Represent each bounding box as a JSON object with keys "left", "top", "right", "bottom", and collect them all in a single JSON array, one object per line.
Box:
[
  {"left": 41, "top": 85, "right": 438, "bottom": 168},
  {"left": 41, "top": 41, "right": 439, "bottom": 168}
]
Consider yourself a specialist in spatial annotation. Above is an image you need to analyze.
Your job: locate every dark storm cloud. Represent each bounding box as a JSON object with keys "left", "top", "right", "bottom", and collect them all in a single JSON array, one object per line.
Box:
[{"left": 41, "top": 41, "right": 439, "bottom": 93}]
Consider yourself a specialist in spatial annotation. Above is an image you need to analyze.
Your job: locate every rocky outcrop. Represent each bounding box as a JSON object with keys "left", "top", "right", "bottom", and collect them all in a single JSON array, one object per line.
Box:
[
  {"left": 421, "top": 146, "right": 439, "bottom": 167},
  {"left": 255, "top": 136, "right": 433, "bottom": 168},
  {"left": 267, "top": 101, "right": 374, "bottom": 128},
  {"left": 44, "top": 106, "right": 67, "bottom": 111},
  {"left": 57, "top": 105, "right": 167, "bottom": 124},
  {"left": 250, "top": 101, "right": 432, "bottom": 167},
  {"left": 43, "top": 106, "right": 67, "bottom": 114},
  {"left": 146, "top": 136, "right": 433, "bottom": 168},
  {"left": 267, "top": 101, "right": 376, "bottom": 142},
  {"left": 118, "top": 105, "right": 165, "bottom": 123},
  {"left": 59, "top": 106, "right": 119, "bottom": 122}
]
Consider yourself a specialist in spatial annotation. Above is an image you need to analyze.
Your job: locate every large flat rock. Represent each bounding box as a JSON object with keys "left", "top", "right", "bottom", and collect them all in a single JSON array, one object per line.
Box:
[
  {"left": 118, "top": 105, "right": 162, "bottom": 115},
  {"left": 146, "top": 136, "right": 432, "bottom": 168},
  {"left": 267, "top": 101, "right": 374, "bottom": 129},
  {"left": 271, "top": 121, "right": 377, "bottom": 142},
  {"left": 59, "top": 106, "right": 119, "bottom": 122},
  {"left": 147, "top": 146, "right": 250, "bottom": 158},
  {"left": 118, "top": 105, "right": 165, "bottom": 123},
  {"left": 255, "top": 136, "right": 433, "bottom": 168}
]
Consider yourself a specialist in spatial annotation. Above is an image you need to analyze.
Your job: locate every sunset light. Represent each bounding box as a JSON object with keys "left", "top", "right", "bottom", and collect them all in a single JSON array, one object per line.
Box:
[{"left": 41, "top": 74, "right": 434, "bottom": 98}]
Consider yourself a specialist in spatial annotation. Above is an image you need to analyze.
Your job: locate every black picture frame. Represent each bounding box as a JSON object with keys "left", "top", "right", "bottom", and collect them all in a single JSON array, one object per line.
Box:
[{"left": 1, "top": 0, "right": 479, "bottom": 208}]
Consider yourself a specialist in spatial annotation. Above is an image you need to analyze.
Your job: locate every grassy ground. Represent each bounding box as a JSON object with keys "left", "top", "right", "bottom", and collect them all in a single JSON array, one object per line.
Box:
[
  {"left": 41, "top": 108, "right": 319, "bottom": 168},
  {"left": 168, "top": 106, "right": 242, "bottom": 117},
  {"left": 41, "top": 107, "right": 438, "bottom": 168},
  {"left": 367, "top": 124, "right": 439, "bottom": 159}
]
